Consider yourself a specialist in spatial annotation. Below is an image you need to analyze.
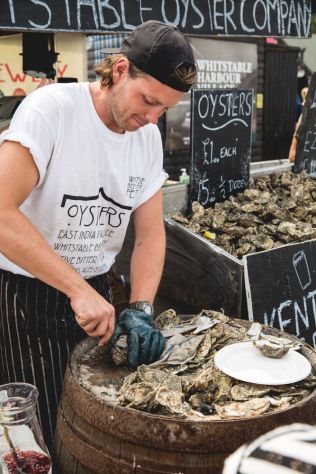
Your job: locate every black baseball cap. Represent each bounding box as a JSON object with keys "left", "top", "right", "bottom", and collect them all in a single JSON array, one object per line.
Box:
[{"left": 120, "top": 21, "right": 196, "bottom": 93}]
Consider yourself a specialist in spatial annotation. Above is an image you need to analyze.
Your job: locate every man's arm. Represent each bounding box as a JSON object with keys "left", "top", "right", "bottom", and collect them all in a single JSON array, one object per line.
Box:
[
  {"left": 109, "top": 189, "right": 166, "bottom": 367},
  {"left": 0, "top": 141, "right": 115, "bottom": 344},
  {"left": 129, "top": 189, "right": 166, "bottom": 304}
]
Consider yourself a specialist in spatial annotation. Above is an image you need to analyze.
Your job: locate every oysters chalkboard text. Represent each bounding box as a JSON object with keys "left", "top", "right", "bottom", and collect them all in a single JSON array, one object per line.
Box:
[
  {"left": 190, "top": 88, "right": 253, "bottom": 208},
  {"left": 0, "top": 0, "right": 312, "bottom": 36},
  {"left": 244, "top": 239, "right": 316, "bottom": 349},
  {"left": 294, "top": 72, "right": 316, "bottom": 174}
]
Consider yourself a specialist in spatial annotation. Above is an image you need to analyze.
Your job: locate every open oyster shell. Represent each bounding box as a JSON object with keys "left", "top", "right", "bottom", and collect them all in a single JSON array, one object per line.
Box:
[{"left": 253, "top": 334, "right": 302, "bottom": 359}]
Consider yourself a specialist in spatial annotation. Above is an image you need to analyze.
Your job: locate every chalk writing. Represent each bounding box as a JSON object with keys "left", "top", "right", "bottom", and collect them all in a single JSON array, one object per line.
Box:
[
  {"left": 263, "top": 290, "right": 316, "bottom": 347},
  {"left": 293, "top": 250, "right": 312, "bottom": 290},
  {"left": 190, "top": 88, "right": 252, "bottom": 207},
  {"left": 0, "top": 0, "right": 312, "bottom": 37},
  {"left": 197, "top": 177, "right": 216, "bottom": 206},
  {"left": 244, "top": 240, "right": 316, "bottom": 349}
]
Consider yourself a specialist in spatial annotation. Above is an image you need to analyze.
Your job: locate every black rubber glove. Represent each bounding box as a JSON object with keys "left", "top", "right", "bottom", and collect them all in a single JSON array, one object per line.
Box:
[{"left": 110, "top": 309, "right": 165, "bottom": 368}]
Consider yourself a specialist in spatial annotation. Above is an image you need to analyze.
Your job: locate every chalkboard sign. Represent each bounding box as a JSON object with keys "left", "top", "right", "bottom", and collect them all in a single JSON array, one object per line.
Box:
[
  {"left": 190, "top": 88, "right": 253, "bottom": 208},
  {"left": 294, "top": 72, "right": 316, "bottom": 174},
  {"left": 0, "top": 0, "right": 312, "bottom": 37},
  {"left": 244, "top": 239, "right": 316, "bottom": 349}
]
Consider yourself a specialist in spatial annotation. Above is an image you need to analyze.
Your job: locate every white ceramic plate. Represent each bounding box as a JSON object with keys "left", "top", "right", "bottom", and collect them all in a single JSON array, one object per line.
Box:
[{"left": 214, "top": 341, "right": 311, "bottom": 385}]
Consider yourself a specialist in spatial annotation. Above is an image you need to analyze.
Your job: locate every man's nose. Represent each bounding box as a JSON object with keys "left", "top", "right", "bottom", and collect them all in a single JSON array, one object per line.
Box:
[{"left": 145, "top": 109, "right": 162, "bottom": 124}]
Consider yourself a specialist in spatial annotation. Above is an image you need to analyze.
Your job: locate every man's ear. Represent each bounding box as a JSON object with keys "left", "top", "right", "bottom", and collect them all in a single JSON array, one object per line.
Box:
[{"left": 112, "top": 57, "right": 130, "bottom": 84}]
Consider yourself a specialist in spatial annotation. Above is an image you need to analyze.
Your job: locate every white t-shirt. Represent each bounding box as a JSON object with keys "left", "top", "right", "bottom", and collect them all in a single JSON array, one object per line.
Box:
[{"left": 0, "top": 82, "right": 167, "bottom": 278}]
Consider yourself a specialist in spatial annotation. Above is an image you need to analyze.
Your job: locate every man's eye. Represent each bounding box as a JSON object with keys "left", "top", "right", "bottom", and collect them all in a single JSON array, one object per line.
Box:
[{"left": 144, "top": 97, "right": 154, "bottom": 105}]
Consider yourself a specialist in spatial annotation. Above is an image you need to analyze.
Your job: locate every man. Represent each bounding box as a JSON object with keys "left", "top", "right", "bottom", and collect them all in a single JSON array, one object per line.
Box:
[{"left": 0, "top": 21, "right": 196, "bottom": 447}]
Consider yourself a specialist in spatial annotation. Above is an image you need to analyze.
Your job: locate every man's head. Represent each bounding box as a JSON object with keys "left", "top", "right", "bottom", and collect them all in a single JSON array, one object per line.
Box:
[
  {"left": 95, "top": 21, "right": 196, "bottom": 92},
  {"left": 94, "top": 21, "right": 196, "bottom": 133},
  {"left": 120, "top": 20, "right": 196, "bottom": 92}
]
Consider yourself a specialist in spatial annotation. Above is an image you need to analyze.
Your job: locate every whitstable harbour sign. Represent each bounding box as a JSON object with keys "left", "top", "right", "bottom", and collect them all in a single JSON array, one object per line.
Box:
[{"left": 0, "top": 0, "right": 312, "bottom": 37}]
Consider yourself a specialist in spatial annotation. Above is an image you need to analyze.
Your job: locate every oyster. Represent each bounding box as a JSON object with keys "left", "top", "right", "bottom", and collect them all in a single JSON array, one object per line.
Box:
[
  {"left": 253, "top": 339, "right": 290, "bottom": 358},
  {"left": 111, "top": 335, "right": 128, "bottom": 366},
  {"left": 119, "top": 382, "right": 155, "bottom": 408},
  {"left": 190, "top": 365, "right": 216, "bottom": 392},
  {"left": 155, "top": 308, "right": 181, "bottom": 330},
  {"left": 253, "top": 334, "right": 302, "bottom": 359},
  {"left": 246, "top": 322, "right": 262, "bottom": 340},
  {"left": 299, "top": 374, "right": 316, "bottom": 388},
  {"left": 189, "top": 393, "right": 213, "bottom": 414},
  {"left": 246, "top": 234, "right": 274, "bottom": 250},
  {"left": 231, "top": 383, "right": 270, "bottom": 401},
  {"left": 137, "top": 366, "right": 181, "bottom": 391},
  {"left": 277, "top": 221, "right": 297, "bottom": 236},
  {"left": 191, "top": 201, "right": 205, "bottom": 222},
  {"left": 264, "top": 395, "right": 292, "bottom": 409},
  {"left": 215, "top": 398, "right": 270, "bottom": 418},
  {"left": 149, "top": 333, "right": 205, "bottom": 367},
  {"left": 213, "top": 368, "right": 233, "bottom": 402},
  {"left": 154, "top": 386, "right": 187, "bottom": 416}
]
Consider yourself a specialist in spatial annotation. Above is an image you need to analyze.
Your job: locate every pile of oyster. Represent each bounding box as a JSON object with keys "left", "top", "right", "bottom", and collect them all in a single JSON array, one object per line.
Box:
[
  {"left": 116, "top": 310, "right": 316, "bottom": 419},
  {"left": 171, "top": 171, "right": 316, "bottom": 257}
]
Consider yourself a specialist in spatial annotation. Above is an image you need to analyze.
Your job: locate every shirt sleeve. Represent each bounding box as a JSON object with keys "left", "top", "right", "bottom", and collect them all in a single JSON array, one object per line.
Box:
[
  {"left": 133, "top": 125, "right": 168, "bottom": 209},
  {"left": 0, "top": 89, "right": 58, "bottom": 187}
]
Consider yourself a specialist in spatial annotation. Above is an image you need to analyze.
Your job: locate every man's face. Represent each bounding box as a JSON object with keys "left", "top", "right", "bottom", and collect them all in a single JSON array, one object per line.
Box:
[{"left": 106, "top": 62, "right": 184, "bottom": 133}]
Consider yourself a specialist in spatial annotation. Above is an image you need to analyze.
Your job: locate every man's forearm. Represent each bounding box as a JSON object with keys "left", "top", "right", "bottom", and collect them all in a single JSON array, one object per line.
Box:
[{"left": 129, "top": 229, "right": 166, "bottom": 303}]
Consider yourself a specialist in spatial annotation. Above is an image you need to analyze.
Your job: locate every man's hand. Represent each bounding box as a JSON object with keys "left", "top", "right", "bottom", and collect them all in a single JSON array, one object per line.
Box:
[
  {"left": 70, "top": 286, "right": 115, "bottom": 346},
  {"left": 110, "top": 309, "right": 165, "bottom": 368}
]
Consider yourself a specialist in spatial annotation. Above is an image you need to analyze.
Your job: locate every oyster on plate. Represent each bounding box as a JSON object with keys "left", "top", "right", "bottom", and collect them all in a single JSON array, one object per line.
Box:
[{"left": 253, "top": 334, "right": 302, "bottom": 359}]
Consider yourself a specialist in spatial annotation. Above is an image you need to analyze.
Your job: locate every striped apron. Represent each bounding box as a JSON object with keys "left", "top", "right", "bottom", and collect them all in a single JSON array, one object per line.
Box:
[{"left": 0, "top": 269, "right": 112, "bottom": 451}]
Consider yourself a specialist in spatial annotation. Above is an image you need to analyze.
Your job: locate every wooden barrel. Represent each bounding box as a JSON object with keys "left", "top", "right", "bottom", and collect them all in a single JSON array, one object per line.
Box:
[{"left": 54, "top": 321, "right": 316, "bottom": 474}]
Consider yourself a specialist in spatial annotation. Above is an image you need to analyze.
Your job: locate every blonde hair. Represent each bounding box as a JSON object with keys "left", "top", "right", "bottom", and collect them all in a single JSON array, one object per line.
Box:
[
  {"left": 94, "top": 54, "right": 145, "bottom": 88},
  {"left": 94, "top": 54, "right": 196, "bottom": 90}
]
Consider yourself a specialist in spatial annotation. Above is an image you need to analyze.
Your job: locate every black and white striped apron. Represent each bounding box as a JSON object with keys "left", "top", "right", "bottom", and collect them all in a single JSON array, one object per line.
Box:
[{"left": 0, "top": 269, "right": 112, "bottom": 451}]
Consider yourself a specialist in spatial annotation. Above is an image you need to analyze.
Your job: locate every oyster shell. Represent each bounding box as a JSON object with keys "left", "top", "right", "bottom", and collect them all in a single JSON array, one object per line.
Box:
[
  {"left": 253, "top": 339, "right": 290, "bottom": 358},
  {"left": 231, "top": 383, "right": 270, "bottom": 401},
  {"left": 215, "top": 398, "right": 270, "bottom": 418},
  {"left": 253, "top": 334, "right": 302, "bottom": 359},
  {"left": 154, "top": 386, "right": 187, "bottom": 415},
  {"left": 119, "top": 382, "right": 155, "bottom": 408},
  {"left": 111, "top": 335, "right": 128, "bottom": 366},
  {"left": 155, "top": 308, "right": 181, "bottom": 330}
]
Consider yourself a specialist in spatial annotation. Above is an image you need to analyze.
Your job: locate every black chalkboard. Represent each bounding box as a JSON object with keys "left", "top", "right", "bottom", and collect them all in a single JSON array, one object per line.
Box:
[
  {"left": 0, "top": 0, "right": 312, "bottom": 37},
  {"left": 294, "top": 72, "right": 316, "bottom": 174},
  {"left": 244, "top": 239, "right": 316, "bottom": 349},
  {"left": 190, "top": 88, "right": 253, "bottom": 208}
]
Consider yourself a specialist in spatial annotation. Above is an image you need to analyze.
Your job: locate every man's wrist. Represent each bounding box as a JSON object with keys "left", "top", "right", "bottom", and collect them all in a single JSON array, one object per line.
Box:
[{"left": 128, "top": 300, "right": 154, "bottom": 316}]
